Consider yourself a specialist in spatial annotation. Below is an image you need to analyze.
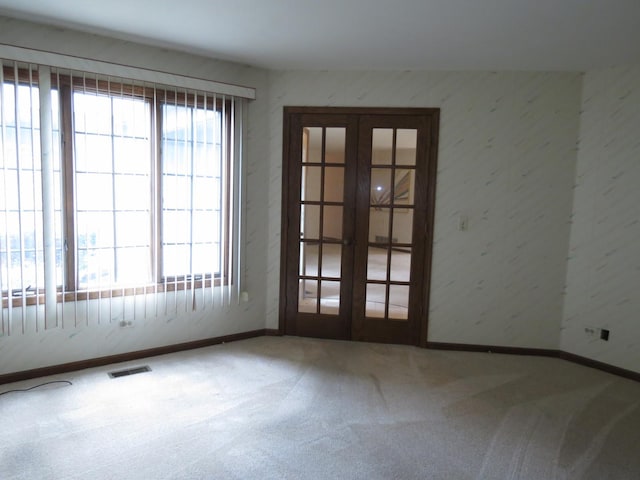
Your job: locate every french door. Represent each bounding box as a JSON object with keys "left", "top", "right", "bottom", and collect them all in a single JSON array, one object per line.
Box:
[{"left": 280, "top": 107, "right": 439, "bottom": 346}]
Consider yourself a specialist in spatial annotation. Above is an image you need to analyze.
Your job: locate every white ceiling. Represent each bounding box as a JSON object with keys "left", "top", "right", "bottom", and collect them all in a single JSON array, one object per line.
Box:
[{"left": 0, "top": 0, "right": 639, "bottom": 71}]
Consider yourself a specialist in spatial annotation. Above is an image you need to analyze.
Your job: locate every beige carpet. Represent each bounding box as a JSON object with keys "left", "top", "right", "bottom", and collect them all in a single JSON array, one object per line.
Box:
[{"left": 1, "top": 336, "right": 639, "bottom": 479}]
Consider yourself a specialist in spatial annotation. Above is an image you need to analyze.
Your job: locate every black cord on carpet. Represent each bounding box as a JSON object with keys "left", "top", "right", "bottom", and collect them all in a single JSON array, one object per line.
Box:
[{"left": 0, "top": 380, "right": 73, "bottom": 396}]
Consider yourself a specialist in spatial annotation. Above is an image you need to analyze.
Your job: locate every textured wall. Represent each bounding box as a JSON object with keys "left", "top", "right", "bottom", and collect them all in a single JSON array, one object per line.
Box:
[
  {"left": 0, "top": 17, "right": 271, "bottom": 375},
  {"left": 266, "top": 70, "right": 582, "bottom": 349},
  {"left": 562, "top": 66, "right": 640, "bottom": 372}
]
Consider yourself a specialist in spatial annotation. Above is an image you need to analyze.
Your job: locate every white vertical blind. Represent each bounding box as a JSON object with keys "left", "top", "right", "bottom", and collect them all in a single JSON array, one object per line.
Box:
[
  {"left": 1, "top": 58, "right": 247, "bottom": 336},
  {"left": 38, "top": 65, "right": 58, "bottom": 329},
  {"left": 234, "top": 98, "right": 246, "bottom": 304},
  {"left": 0, "top": 61, "right": 64, "bottom": 334},
  {"left": 0, "top": 62, "right": 9, "bottom": 336}
]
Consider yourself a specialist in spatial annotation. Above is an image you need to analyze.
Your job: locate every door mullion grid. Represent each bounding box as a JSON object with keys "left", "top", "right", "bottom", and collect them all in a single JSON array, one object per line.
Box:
[{"left": 282, "top": 108, "right": 439, "bottom": 345}]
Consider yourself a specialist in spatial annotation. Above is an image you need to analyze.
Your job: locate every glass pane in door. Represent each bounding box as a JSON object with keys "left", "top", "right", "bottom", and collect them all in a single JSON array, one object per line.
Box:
[
  {"left": 369, "top": 207, "right": 390, "bottom": 244},
  {"left": 322, "top": 243, "right": 342, "bottom": 278},
  {"left": 393, "top": 169, "right": 414, "bottom": 206},
  {"left": 325, "top": 128, "right": 346, "bottom": 164},
  {"left": 390, "top": 249, "right": 411, "bottom": 282},
  {"left": 324, "top": 166, "right": 345, "bottom": 202},
  {"left": 372, "top": 129, "right": 393, "bottom": 165},
  {"left": 301, "top": 204, "right": 320, "bottom": 241},
  {"left": 320, "top": 280, "right": 341, "bottom": 314},
  {"left": 365, "top": 283, "right": 387, "bottom": 318},
  {"left": 300, "top": 243, "right": 319, "bottom": 277},
  {"left": 367, "top": 246, "right": 388, "bottom": 281},
  {"left": 371, "top": 169, "right": 392, "bottom": 207},
  {"left": 396, "top": 129, "right": 417, "bottom": 166},
  {"left": 301, "top": 166, "right": 321, "bottom": 202},
  {"left": 392, "top": 208, "right": 413, "bottom": 244},
  {"left": 388, "top": 284, "right": 409, "bottom": 320},
  {"left": 323, "top": 205, "right": 343, "bottom": 239},
  {"left": 299, "top": 279, "right": 318, "bottom": 313},
  {"left": 298, "top": 126, "right": 346, "bottom": 315},
  {"left": 305, "top": 128, "right": 323, "bottom": 163}
]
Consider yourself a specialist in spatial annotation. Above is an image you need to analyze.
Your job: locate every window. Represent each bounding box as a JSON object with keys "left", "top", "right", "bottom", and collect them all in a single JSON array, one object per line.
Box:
[
  {"left": 73, "top": 89, "right": 153, "bottom": 289},
  {"left": 161, "top": 102, "right": 223, "bottom": 280},
  {"left": 0, "top": 68, "right": 64, "bottom": 298},
  {"left": 1, "top": 63, "right": 238, "bottom": 313}
]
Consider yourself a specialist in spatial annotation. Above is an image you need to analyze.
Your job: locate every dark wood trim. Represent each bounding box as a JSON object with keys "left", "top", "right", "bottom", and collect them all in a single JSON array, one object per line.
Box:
[
  {"left": 283, "top": 107, "right": 440, "bottom": 116},
  {"left": 419, "top": 111, "right": 440, "bottom": 348},
  {"left": 426, "top": 341, "right": 640, "bottom": 383},
  {"left": 264, "top": 328, "right": 282, "bottom": 336},
  {"left": 278, "top": 109, "right": 293, "bottom": 334},
  {"left": 426, "top": 341, "right": 558, "bottom": 357},
  {"left": 1, "top": 332, "right": 636, "bottom": 385},
  {"left": 0, "top": 329, "right": 279, "bottom": 385},
  {"left": 557, "top": 350, "right": 640, "bottom": 383}
]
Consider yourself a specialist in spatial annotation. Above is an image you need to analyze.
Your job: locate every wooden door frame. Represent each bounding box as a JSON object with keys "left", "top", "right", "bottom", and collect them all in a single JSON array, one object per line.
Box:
[
  {"left": 279, "top": 106, "right": 440, "bottom": 347},
  {"left": 281, "top": 111, "right": 359, "bottom": 340}
]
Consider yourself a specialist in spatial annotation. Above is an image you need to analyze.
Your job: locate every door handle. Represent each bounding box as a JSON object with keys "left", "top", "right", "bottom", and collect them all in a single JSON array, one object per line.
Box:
[{"left": 343, "top": 238, "right": 353, "bottom": 246}]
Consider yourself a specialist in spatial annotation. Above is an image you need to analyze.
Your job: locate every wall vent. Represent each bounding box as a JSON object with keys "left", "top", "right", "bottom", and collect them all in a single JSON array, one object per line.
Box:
[{"left": 108, "top": 366, "right": 152, "bottom": 378}]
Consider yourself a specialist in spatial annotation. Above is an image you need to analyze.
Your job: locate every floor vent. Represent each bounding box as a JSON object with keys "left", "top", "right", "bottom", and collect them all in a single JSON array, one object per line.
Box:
[{"left": 108, "top": 366, "right": 152, "bottom": 378}]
